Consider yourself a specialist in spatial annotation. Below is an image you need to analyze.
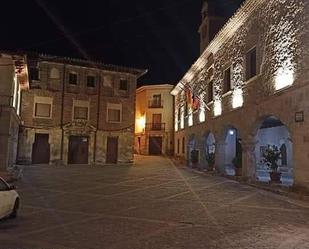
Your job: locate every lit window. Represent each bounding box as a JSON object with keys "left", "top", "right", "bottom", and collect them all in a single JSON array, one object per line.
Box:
[
  {"left": 87, "top": 75, "right": 96, "bottom": 88},
  {"left": 74, "top": 106, "right": 88, "bottom": 120},
  {"left": 69, "top": 72, "right": 78, "bottom": 85}
]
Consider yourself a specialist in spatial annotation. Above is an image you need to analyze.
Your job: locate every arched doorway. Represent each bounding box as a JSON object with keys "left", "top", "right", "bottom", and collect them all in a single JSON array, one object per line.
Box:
[
  {"left": 254, "top": 116, "right": 293, "bottom": 185},
  {"left": 187, "top": 134, "right": 197, "bottom": 168},
  {"left": 222, "top": 127, "right": 242, "bottom": 176},
  {"left": 204, "top": 132, "right": 216, "bottom": 170}
]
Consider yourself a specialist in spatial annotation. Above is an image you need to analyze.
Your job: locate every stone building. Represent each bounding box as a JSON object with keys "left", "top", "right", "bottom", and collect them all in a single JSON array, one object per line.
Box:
[
  {"left": 135, "top": 84, "right": 174, "bottom": 155},
  {"left": 172, "top": 0, "right": 309, "bottom": 190},
  {"left": 0, "top": 52, "right": 29, "bottom": 171},
  {"left": 18, "top": 54, "right": 146, "bottom": 165}
]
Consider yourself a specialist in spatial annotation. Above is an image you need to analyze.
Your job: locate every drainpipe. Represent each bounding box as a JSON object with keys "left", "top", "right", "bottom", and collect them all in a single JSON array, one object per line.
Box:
[
  {"left": 93, "top": 72, "right": 101, "bottom": 164},
  {"left": 60, "top": 64, "right": 66, "bottom": 164}
]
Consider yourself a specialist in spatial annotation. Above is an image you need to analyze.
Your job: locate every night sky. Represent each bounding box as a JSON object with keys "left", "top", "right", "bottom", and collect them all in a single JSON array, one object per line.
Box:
[{"left": 1, "top": 0, "right": 244, "bottom": 86}]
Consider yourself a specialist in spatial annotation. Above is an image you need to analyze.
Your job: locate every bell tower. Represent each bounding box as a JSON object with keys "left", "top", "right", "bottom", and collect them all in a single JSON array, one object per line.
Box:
[{"left": 198, "top": 0, "right": 226, "bottom": 54}]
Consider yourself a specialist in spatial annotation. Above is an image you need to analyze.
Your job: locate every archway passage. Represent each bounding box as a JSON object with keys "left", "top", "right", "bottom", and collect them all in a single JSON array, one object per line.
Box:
[
  {"left": 223, "top": 127, "right": 242, "bottom": 176},
  {"left": 187, "top": 135, "right": 197, "bottom": 168},
  {"left": 254, "top": 116, "right": 293, "bottom": 186},
  {"left": 205, "top": 132, "right": 216, "bottom": 170}
]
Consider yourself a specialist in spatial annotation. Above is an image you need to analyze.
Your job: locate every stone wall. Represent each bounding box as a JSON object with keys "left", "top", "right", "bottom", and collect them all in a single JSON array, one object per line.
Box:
[
  {"left": 18, "top": 57, "right": 139, "bottom": 165},
  {"left": 174, "top": 0, "right": 309, "bottom": 190}
]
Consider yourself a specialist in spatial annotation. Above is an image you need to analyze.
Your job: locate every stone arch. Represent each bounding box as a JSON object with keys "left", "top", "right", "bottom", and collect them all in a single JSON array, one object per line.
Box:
[
  {"left": 204, "top": 131, "right": 216, "bottom": 170},
  {"left": 217, "top": 125, "right": 243, "bottom": 176},
  {"left": 253, "top": 115, "right": 293, "bottom": 186},
  {"left": 187, "top": 134, "right": 197, "bottom": 167}
]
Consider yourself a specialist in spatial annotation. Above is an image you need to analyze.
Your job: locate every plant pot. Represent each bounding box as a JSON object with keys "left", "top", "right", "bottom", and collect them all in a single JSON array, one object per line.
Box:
[
  {"left": 269, "top": 172, "right": 282, "bottom": 183},
  {"left": 207, "top": 165, "right": 214, "bottom": 172},
  {"left": 235, "top": 167, "right": 242, "bottom": 176}
]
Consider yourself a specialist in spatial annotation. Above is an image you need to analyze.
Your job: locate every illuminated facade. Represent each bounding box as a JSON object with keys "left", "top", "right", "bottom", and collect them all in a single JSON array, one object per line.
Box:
[
  {"left": 18, "top": 54, "right": 146, "bottom": 165},
  {"left": 135, "top": 84, "right": 174, "bottom": 155},
  {"left": 0, "top": 52, "right": 29, "bottom": 171},
  {"left": 172, "top": 0, "right": 309, "bottom": 190}
]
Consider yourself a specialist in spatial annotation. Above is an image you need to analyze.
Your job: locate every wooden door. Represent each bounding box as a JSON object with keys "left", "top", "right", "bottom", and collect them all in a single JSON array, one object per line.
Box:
[
  {"left": 32, "top": 133, "right": 50, "bottom": 164},
  {"left": 68, "top": 136, "right": 89, "bottom": 164},
  {"left": 106, "top": 137, "right": 118, "bottom": 164},
  {"left": 149, "top": 136, "right": 162, "bottom": 155},
  {"left": 152, "top": 114, "right": 162, "bottom": 130}
]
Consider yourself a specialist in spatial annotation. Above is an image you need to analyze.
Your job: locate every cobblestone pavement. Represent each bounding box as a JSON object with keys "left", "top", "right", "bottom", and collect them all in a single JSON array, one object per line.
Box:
[{"left": 1, "top": 155, "right": 309, "bottom": 249}]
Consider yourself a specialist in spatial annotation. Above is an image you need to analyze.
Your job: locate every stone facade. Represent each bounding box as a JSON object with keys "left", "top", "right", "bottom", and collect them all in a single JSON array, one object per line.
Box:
[
  {"left": 0, "top": 52, "right": 28, "bottom": 171},
  {"left": 135, "top": 85, "right": 174, "bottom": 156},
  {"left": 18, "top": 54, "right": 146, "bottom": 165},
  {"left": 172, "top": 0, "right": 309, "bottom": 190}
]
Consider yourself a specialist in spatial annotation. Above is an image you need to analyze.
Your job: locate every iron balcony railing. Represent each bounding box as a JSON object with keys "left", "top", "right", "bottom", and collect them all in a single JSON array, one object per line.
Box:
[
  {"left": 148, "top": 99, "right": 163, "bottom": 108},
  {"left": 145, "top": 123, "right": 166, "bottom": 131}
]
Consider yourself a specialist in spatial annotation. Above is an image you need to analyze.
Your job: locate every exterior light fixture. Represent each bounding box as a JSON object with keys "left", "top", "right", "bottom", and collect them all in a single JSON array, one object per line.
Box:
[
  {"left": 214, "top": 100, "right": 222, "bottom": 117},
  {"left": 232, "top": 88, "right": 244, "bottom": 109},
  {"left": 199, "top": 107, "right": 206, "bottom": 122},
  {"left": 138, "top": 115, "right": 146, "bottom": 130},
  {"left": 188, "top": 108, "right": 193, "bottom": 127},
  {"left": 275, "top": 67, "right": 294, "bottom": 90},
  {"left": 180, "top": 107, "right": 185, "bottom": 129},
  {"left": 229, "top": 129, "right": 235, "bottom": 136}
]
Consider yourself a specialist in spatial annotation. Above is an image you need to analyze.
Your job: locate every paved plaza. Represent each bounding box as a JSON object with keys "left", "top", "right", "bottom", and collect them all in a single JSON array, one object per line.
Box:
[{"left": 1, "top": 155, "right": 309, "bottom": 249}]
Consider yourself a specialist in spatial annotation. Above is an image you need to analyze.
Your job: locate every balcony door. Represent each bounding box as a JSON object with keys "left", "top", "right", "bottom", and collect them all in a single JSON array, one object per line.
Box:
[{"left": 152, "top": 114, "right": 162, "bottom": 130}]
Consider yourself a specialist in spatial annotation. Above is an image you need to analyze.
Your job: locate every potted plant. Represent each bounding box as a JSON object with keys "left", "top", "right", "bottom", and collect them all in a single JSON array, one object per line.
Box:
[
  {"left": 261, "top": 145, "right": 282, "bottom": 183},
  {"left": 206, "top": 152, "right": 215, "bottom": 171},
  {"left": 191, "top": 149, "right": 199, "bottom": 168},
  {"left": 232, "top": 154, "right": 242, "bottom": 176}
]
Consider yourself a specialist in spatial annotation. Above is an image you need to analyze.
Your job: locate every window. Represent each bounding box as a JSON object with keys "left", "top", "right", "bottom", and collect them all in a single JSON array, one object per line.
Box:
[
  {"left": 150, "top": 94, "right": 162, "bottom": 108},
  {"left": 73, "top": 100, "right": 89, "bottom": 120},
  {"left": 87, "top": 75, "right": 96, "bottom": 88},
  {"left": 34, "top": 96, "right": 53, "bottom": 118},
  {"left": 223, "top": 67, "right": 231, "bottom": 93},
  {"left": 246, "top": 47, "right": 257, "bottom": 80},
  {"left": 208, "top": 81, "right": 214, "bottom": 103},
  {"left": 107, "top": 103, "right": 122, "bottom": 123},
  {"left": 35, "top": 103, "right": 51, "bottom": 118},
  {"left": 30, "top": 67, "right": 39, "bottom": 81},
  {"left": 108, "top": 109, "right": 121, "bottom": 122},
  {"left": 119, "top": 79, "right": 128, "bottom": 91},
  {"left": 69, "top": 72, "right": 78, "bottom": 85},
  {"left": 50, "top": 68, "right": 60, "bottom": 79},
  {"left": 74, "top": 106, "right": 88, "bottom": 120},
  {"left": 0, "top": 179, "right": 8, "bottom": 191},
  {"left": 177, "top": 139, "right": 180, "bottom": 154},
  {"left": 182, "top": 137, "right": 185, "bottom": 154}
]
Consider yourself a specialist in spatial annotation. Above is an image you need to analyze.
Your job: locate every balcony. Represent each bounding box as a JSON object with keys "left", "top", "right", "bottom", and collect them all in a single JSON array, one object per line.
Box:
[
  {"left": 145, "top": 123, "right": 165, "bottom": 131},
  {"left": 148, "top": 100, "right": 163, "bottom": 108}
]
